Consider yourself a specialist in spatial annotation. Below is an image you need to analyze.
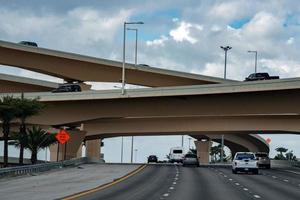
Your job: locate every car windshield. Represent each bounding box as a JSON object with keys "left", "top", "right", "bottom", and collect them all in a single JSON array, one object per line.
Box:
[
  {"left": 173, "top": 150, "right": 183, "bottom": 154},
  {"left": 235, "top": 153, "right": 255, "bottom": 160}
]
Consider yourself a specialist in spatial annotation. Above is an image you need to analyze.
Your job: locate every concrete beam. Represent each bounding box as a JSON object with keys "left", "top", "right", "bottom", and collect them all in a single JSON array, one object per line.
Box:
[
  {"left": 85, "top": 139, "right": 101, "bottom": 162},
  {"left": 4, "top": 89, "right": 299, "bottom": 125},
  {"left": 81, "top": 116, "right": 300, "bottom": 138},
  {"left": 195, "top": 140, "right": 212, "bottom": 165}
]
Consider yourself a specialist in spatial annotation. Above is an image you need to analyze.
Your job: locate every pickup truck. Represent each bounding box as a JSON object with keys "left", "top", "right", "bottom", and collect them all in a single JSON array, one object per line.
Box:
[{"left": 244, "top": 73, "right": 279, "bottom": 81}]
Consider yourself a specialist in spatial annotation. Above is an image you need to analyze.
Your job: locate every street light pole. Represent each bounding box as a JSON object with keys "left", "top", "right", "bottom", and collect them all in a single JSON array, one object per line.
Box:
[
  {"left": 122, "top": 22, "right": 143, "bottom": 95},
  {"left": 134, "top": 149, "right": 138, "bottom": 163},
  {"left": 130, "top": 136, "right": 134, "bottom": 163},
  {"left": 121, "top": 136, "right": 124, "bottom": 163},
  {"left": 220, "top": 46, "right": 231, "bottom": 163},
  {"left": 127, "top": 28, "right": 139, "bottom": 67},
  {"left": 220, "top": 46, "right": 232, "bottom": 79},
  {"left": 248, "top": 50, "right": 258, "bottom": 73}
]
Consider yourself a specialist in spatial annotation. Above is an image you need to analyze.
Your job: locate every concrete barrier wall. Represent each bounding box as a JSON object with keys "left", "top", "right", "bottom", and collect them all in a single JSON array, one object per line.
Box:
[{"left": 271, "top": 160, "right": 300, "bottom": 168}]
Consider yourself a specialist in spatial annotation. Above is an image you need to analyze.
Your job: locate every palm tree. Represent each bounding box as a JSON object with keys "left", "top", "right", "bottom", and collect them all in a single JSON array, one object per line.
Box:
[
  {"left": 0, "top": 96, "right": 18, "bottom": 167},
  {"left": 10, "top": 126, "right": 57, "bottom": 164},
  {"left": 15, "top": 94, "right": 44, "bottom": 164},
  {"left": 210, "top": 146, "right": 219, "bottom": 162},
  {"left": 275, "top": 147, "right": 288, "bottom": 158}
]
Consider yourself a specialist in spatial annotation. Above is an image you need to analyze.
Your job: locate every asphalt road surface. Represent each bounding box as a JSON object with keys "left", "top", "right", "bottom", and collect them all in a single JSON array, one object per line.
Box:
[{"left": 66, "top": 165, "right": 300, "bottom": 200}]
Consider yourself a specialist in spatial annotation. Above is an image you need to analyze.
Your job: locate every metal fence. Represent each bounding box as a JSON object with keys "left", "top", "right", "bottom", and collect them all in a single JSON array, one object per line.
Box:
[{"left": 0, "top": 157, "right": 88, "bottom": 178}]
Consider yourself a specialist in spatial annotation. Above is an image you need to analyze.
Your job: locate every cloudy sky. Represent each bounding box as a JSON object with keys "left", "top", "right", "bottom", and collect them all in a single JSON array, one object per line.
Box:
[{"left": 0, "top": 0, "right": 300, "bottom": 162}]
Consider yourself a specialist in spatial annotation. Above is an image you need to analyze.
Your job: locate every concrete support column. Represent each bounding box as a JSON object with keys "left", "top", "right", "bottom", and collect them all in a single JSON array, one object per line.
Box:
[
  {"left": 194, "top": 139, "right": 212, "bottom": 165},
  {"left": 49, "top": 130, "right": 86, "bottom": 161},
  {"left": 85, "top": 139, "right": 101, "bottom": 162}
]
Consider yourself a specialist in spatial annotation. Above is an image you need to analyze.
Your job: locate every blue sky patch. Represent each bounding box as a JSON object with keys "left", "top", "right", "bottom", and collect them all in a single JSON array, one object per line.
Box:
[{"left": 229, "top": 17, "right": 251, "bottom": 29}]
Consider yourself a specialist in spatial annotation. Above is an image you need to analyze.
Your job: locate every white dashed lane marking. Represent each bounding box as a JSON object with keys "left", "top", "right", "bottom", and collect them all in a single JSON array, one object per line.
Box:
[
  {"left": 283, "top": 179, "right": 289, "bottom": 182},
  {"left": 163, "top": 193, "right": 169, "bottom": 197},
  {"left": 216, "top": 169, "right": 264, "bottom": 199}
]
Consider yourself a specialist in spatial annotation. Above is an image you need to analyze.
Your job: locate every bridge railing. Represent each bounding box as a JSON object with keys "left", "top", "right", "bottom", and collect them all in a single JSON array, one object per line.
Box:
[{"left": 0, "top": 157, "right": 88, "bottom": 178}]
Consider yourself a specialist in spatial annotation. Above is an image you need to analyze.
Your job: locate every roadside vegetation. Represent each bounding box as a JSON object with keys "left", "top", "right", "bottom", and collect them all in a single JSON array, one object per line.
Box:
[
  {"left": 0, "top": 95, "right": 56, "bottom": 167},
  {"left": 274, "top": 147, "right": 297, "bottom": 161}
]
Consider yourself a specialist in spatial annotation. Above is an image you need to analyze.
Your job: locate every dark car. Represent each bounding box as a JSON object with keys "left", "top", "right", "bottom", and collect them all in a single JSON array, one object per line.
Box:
[
  {"left": 52, "top": 83, "right": 82, "bottom": 93},
  {"left": 244, "top": 73, "right": 279, "bottom": 81},
  {"left": 147, "top": 155, "right": 158, "bottom": 163},
  {"left": 255, "top": 152, "right": 271, "bottom": 169},
  {"left": 182, "top": 153, "right": 199, "bottom": 167},
  {"left": 18, "top": 41, "right": 38, "bottom": 47}
]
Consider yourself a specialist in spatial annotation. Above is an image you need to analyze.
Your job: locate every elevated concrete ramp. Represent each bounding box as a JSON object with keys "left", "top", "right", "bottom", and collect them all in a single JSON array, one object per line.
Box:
[
  {"left": 0, "top": 40, "right": 235, "bottom": 87},
  {"left": 0, "top": 73, "right": 58, "bottom": 93}
]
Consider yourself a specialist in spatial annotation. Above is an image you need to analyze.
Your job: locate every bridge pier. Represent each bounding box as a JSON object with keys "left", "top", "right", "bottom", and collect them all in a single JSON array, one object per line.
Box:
[
  {"left": 194, "top": 139, "right": 212, "bottom": 165},
  {"left": 85, "top": 139, "right": 102, "bottom": 162},
  {"left": 49, "top": 130, "right": 86, "bottom": 161}
]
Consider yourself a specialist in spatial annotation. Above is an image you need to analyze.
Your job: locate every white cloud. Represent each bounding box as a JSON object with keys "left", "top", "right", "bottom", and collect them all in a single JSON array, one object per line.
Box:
[
  {"left": 243, "top": 12, "right": 283, "bottom": 38},
  {"left": 146, "top": 35, "right": 168, "bottom": 47},
  {"left": 169, "top": 21, "right": 202, "bottom": 44},
  {"left": 286, "top": 37, "right": 295, "bottom": 45}
]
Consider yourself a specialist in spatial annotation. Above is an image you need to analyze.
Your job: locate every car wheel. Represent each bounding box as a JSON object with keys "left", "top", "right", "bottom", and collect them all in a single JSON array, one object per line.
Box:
[
  {"left": 266, "top": 164, "right": 271, "bottom": 169},
  {"left": 232, "top": 169, "right": 237, "bottom": 174},
  {"left": 253, "top": 169, "right": 259, "bottom": 175}
]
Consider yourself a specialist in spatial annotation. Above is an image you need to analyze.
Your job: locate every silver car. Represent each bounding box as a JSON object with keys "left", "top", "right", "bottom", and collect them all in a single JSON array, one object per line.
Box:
[
  {"left": 255, "top": 152, "right": 271, "bottom": 169},
  {"left": 182, "top": 153, "right": 199, "bottom": 167}
]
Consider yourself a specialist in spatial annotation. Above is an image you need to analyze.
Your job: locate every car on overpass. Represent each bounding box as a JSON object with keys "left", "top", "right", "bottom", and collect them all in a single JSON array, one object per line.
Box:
[
  {"left": 18, "top": 41, "right": 38, "bottom": 47},
  {"left": 232, "top": 152, "right": 259, "bottom": 174},
  {"left": 244, "top": 73, "right": 279, "bottom": 81},
  {"left": 52, "top": 83, "right": 82, "bottom": 93}
]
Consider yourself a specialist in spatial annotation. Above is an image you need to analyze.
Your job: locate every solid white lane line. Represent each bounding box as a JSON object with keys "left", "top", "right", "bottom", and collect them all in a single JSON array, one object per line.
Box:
[{"left": 253, "top": 195, "right": 261, "bottom": 198}]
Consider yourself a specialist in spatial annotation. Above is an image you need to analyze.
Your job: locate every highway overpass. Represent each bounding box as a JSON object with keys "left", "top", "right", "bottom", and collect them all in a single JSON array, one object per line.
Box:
[{"left": 2, "top": 40, "right": 299, "bottom": 164}]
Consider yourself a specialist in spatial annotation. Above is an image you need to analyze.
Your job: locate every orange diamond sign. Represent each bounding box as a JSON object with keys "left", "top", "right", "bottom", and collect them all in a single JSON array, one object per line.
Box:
[{"left": 55, "top": 129, "right": 70, "bottom": 144}]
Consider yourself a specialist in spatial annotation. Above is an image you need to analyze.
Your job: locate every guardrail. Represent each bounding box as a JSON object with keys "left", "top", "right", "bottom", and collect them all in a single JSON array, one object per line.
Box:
[{"left": 0, "top": 157, "right": 88, "bottom": 178}]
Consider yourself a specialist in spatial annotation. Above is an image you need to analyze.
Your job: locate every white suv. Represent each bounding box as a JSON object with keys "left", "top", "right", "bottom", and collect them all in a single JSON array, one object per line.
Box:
[{"left": 232, "top": 152, "right": 259, "bottom": 174}]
